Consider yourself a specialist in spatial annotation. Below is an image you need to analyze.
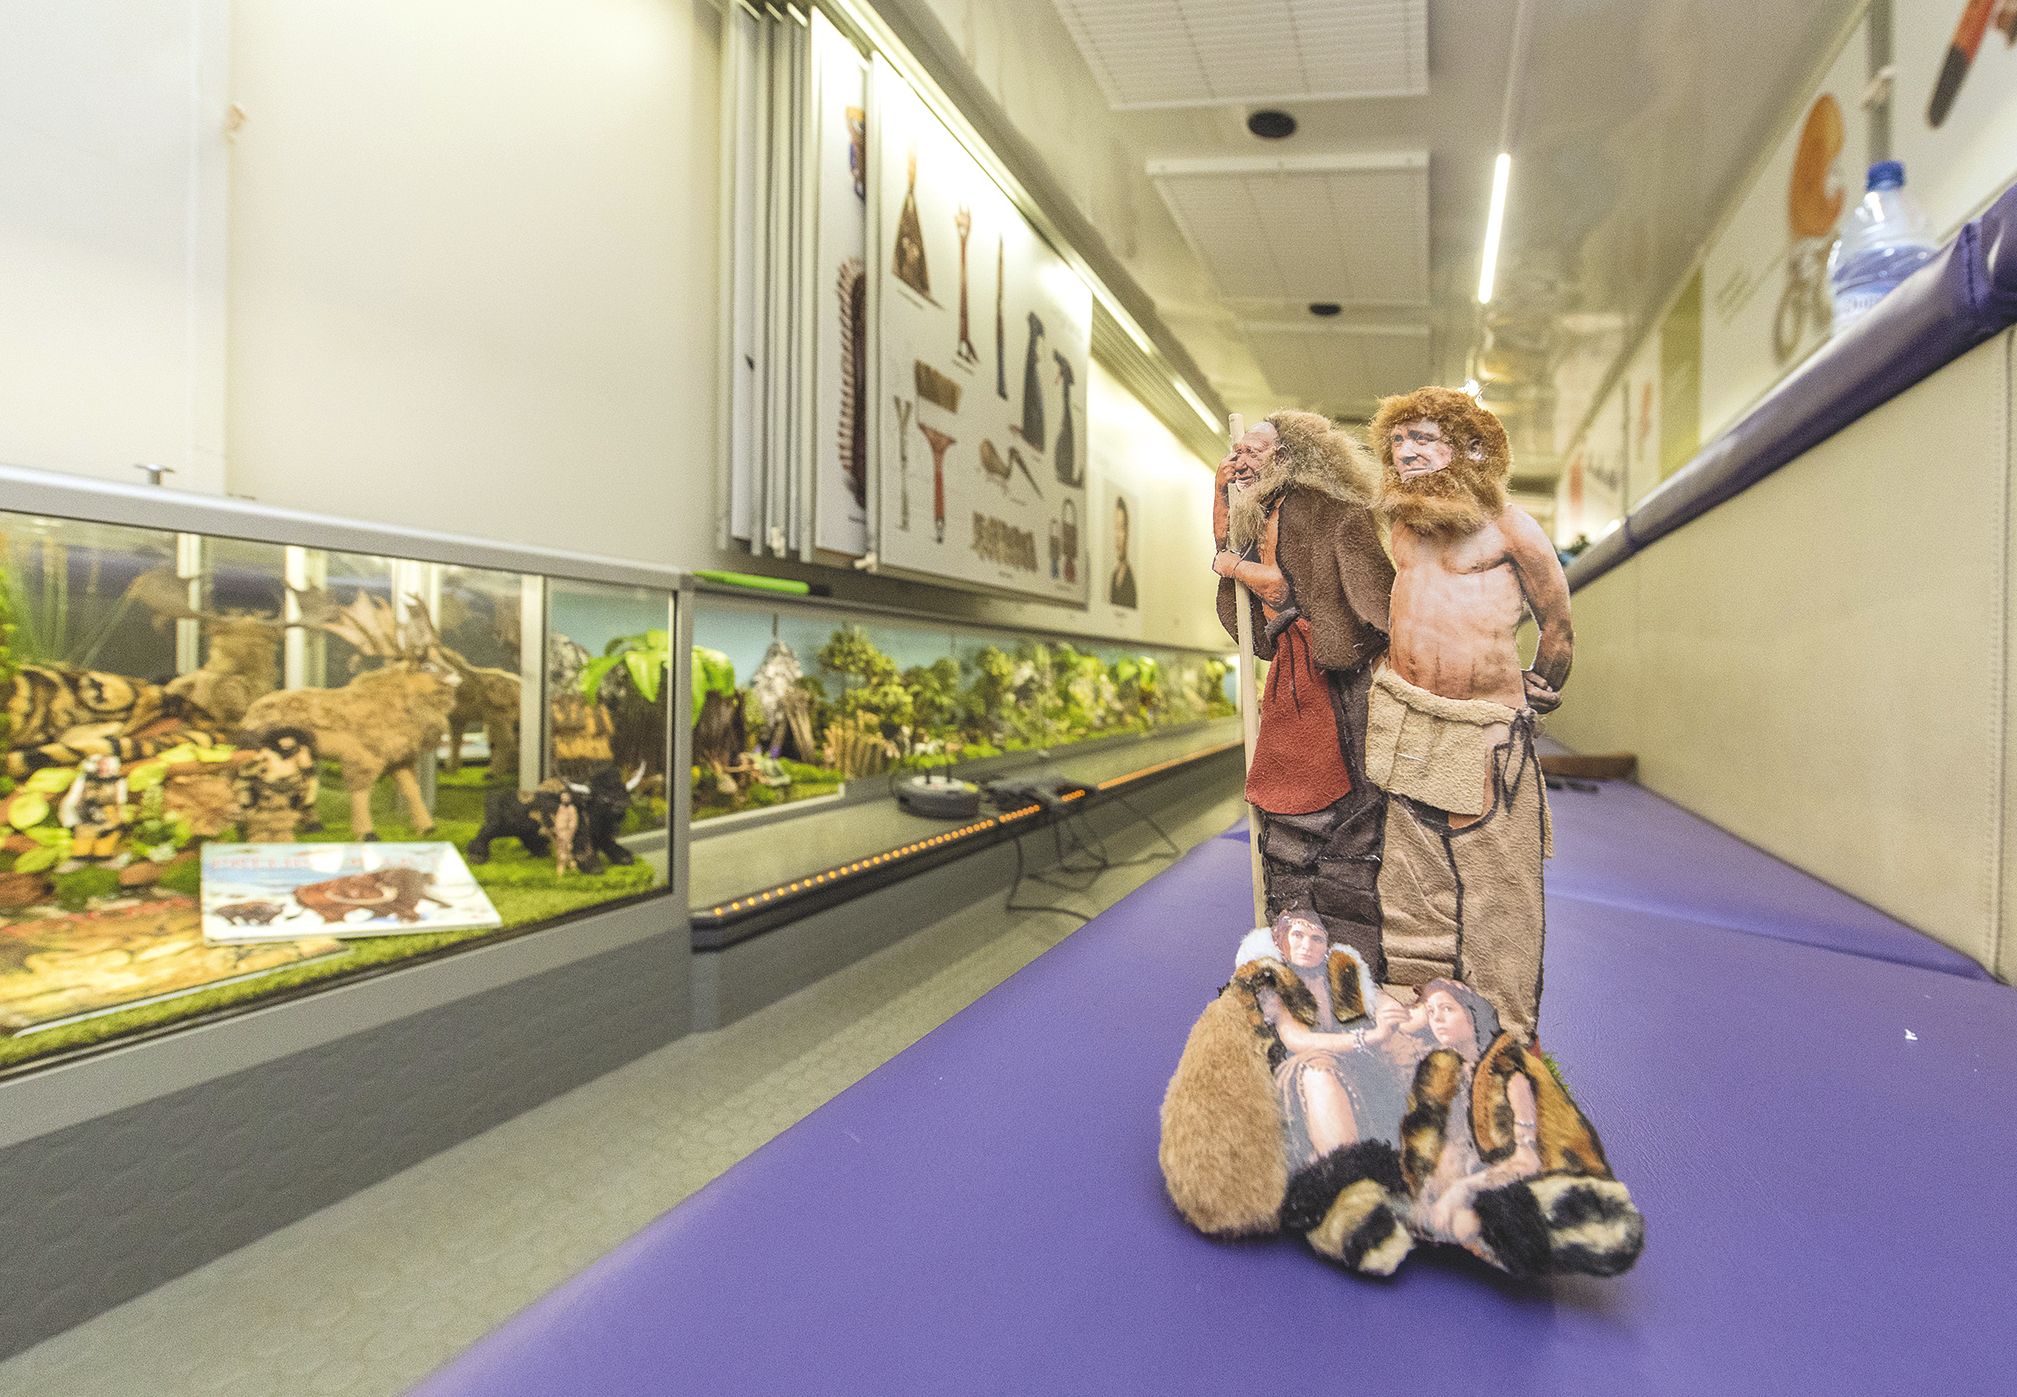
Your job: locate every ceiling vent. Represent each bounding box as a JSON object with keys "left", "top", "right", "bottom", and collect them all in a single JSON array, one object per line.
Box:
[{"left": 1051, "top": 0, "right": 1428, "bottom": 109}]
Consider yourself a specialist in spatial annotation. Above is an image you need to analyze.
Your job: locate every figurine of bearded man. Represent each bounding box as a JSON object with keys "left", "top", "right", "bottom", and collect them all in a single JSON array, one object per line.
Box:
[
  {"left": 1211, "top": 411, "right": 1395, "bottom": 967},
  {"left": 1366, "top": 388, "right": 1571, "bottom": 1039}
]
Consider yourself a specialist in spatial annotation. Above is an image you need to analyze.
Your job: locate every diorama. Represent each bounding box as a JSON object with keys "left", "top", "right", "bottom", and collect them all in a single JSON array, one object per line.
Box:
[
  {"left": 0, "top": 511, "right": 674, "bottom": 1073},
  {"left": 689, "top": 596, "right": 1237, "bottom": 822}
]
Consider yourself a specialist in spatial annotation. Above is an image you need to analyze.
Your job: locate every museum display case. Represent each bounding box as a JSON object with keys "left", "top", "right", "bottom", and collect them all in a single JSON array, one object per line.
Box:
[
  {"left": 0, "top": 491, "right": 679, "bottom": 1074},
  {"left": 689, "top": 587, "right": 1237, "bottom": 823}
]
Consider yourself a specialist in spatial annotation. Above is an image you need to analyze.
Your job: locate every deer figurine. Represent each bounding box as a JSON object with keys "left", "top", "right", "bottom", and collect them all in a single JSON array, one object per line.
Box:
[{"left": 240, "top": 592, "right": 461, "bottom": 840}]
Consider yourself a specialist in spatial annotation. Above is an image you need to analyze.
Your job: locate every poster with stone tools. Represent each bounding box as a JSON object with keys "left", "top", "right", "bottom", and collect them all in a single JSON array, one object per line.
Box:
[
  {"left": 810, "top": 10, "right": 870, "bottom": 560},
  {"left": 866, "top": 54, "right": 1093, "bottom": 604}
]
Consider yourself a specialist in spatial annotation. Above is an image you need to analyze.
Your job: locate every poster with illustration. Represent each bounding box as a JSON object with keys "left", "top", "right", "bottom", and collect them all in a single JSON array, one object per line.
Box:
[
  {"left": 1893, "top": 0, "right": 2017, "bottom": 238},
  {"left": 1620, "top": 335, "right": 1663, "bottom": 510},
  {"left": 1699, "top": 19, "right": 1869, "bottom": 439},
  {"left": 201, "top": 842, "right": 501, "bottom": 943},
  {"left": 810, "top": 11, "right": 870, "bottom": 560},
  {"left": 866, "top": 55, "right": 1093, "bottom": 604}
]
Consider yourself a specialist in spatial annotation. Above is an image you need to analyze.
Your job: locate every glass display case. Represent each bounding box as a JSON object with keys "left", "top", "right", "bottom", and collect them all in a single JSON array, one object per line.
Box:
[
  {"left": 0, "top": 504, "right": 676, "bottom": 1073},
  {"left": 689, "top": 590, "right": 1236, "bottom": 822}
]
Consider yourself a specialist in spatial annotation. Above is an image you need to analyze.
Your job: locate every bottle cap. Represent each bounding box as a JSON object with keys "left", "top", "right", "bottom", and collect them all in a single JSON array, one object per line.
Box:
[{"left": 1867, "top": 160, "right": 1905, "bottom": 190}]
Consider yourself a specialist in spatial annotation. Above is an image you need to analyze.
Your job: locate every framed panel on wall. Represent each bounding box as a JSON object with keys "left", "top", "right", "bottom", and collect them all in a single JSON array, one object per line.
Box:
[
  {"left": 866, "top": 54, "right": 1094, "bottom": 605},
  {"left": 808, "top": 9, "right": 870, "bottom": 562}
]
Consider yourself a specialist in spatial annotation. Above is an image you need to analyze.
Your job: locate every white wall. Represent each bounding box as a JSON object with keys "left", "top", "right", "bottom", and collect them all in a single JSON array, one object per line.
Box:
[
  {"left": 225, "top": 0, "right": 722, "bottom": 567},
  {"left": 0, "top": 0, "right": 229, "bottom": 491},
  {"left": 2, "top": 0, "right": 1229, "bottom": 654}
]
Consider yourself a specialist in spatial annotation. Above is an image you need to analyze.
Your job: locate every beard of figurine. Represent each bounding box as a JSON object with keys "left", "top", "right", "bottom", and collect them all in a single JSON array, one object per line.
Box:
[
  {"left": 1370, "top": 388, "right": 1511, "bottom": 538},
  {"left": 1227, "top": 409, "right": 1378, "bottom": 553}
]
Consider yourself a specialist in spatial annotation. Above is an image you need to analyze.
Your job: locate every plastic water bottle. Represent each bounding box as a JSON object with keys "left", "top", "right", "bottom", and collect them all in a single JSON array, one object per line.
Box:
[{"left": 1827, "top": 161, "right": 1936, "bottom": 335}]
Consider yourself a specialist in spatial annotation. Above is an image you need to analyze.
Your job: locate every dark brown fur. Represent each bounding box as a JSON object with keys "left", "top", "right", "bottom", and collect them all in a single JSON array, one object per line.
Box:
[{"left": 1400, "top": 1048, "right": 1463, "bottom": 1192}]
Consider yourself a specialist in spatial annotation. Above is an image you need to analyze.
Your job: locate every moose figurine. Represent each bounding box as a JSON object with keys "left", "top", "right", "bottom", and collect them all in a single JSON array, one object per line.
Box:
[{"left": 466, "top": 766, "right": 643, "bottom": 874}]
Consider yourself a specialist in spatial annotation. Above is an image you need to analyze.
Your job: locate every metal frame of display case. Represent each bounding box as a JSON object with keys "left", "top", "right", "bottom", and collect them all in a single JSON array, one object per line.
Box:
[{"left": 0, "top": 464, "right": 696, "bottom": 1358}]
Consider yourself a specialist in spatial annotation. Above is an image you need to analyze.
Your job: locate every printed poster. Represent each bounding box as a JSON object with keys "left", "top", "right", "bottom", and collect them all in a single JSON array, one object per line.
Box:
[
  {"left": 201, "top": 842, "right": 502, "bottom": 943},
  {"left": 1892, "top": 0, "right": 2017, "bottom": 238},
  {"left": 867, "top": 54, "right": 1094, "bottom": 604},
  {"left": 1699, "top": 20, "right": 1869, "bottom": 439}
]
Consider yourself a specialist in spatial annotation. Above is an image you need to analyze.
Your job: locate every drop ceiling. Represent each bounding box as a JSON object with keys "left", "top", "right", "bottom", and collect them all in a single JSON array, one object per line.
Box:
[{"left": 882, "top": 0, "right": 1867, "bottom": 477}]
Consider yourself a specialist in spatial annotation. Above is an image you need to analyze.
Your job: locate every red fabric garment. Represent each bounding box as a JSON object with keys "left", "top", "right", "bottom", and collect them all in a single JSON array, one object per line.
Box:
[{"left": 1244, "top": 617, "right": 1352, "bottom": 815}]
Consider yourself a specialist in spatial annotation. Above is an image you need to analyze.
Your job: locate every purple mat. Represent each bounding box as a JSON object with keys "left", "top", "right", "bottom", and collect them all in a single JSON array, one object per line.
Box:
[
  {"left": 1541, "top": 780, "right": 1990, "bottom": 980},
  {"left": 1219, "top": 783, "right": 1988, "bottom": 981},
  {"left": 415, "top": 835, "right": 2015, "bottom": 1396}
]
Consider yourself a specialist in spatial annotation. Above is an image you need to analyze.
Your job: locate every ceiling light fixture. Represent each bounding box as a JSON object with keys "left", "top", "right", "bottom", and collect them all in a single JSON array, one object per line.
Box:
[{"left": 1476, "top": 152, "right": 1511, "bottom": 305}]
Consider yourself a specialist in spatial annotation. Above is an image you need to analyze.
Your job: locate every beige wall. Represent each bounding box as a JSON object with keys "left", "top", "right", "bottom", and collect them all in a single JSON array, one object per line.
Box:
[{"left": 1548, "top": 330, "right": 2015, "bottom": 979}]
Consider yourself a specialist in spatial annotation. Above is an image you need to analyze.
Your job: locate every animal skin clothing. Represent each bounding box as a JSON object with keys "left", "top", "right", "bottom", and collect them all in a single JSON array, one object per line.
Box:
[
  {"left": 1244, "top": 618, "right": 1351, "bottom": 816},
  {"left": 1219, "top": 488, "right": 1393, "bottom": 965},
  {"left": 1370, "top": 668, "right": 1550, "bottom": 1038}
]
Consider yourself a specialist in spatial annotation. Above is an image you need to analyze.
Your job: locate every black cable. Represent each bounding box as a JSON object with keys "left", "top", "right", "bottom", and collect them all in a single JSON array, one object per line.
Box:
[{"left": 1002, "top": 826, "right": 1094, "bottom": 922}]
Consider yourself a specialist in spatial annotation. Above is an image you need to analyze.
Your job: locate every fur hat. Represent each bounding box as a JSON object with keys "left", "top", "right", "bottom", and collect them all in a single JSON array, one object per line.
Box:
[
  {"left": 1229, "top": 410, "right": 1378, "bottom": 551},
  {"left": 1368, "top": 387, "right": 1512, "bottom": 537}
]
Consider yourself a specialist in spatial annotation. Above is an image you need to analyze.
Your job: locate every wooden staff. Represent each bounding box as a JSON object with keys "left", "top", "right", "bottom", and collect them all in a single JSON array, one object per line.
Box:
[{"left": 1226, "top": 412, "right": 1266, "bottom": 927}]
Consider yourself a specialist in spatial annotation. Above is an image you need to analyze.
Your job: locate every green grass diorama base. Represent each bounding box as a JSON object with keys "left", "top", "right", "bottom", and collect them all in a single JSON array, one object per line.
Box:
[{"left": 0, "top": 765, "right": 664, "bottom": 1074}]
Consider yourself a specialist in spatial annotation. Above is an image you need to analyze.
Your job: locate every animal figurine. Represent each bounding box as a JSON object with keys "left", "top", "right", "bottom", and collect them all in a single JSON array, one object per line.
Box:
[
  {"left": 4, "top": 664, "right": 215, "bottom": 776},
  {"left": 467, "top": 767, "right": 642, "bottom": 873},
  {"left": 551, "top": 790, "right": 581, "bottom": 875},
  {"left": 213, "top": 900, "right": 288, "bottom": 927},
  {"left": 440, "top": 647, "right": 521, "bottom": 780},
  {"left": 233, "top": 726, "right": 321, "bottom": 842},
  {"left": 239, "top": 593, "right": 460, "bottom": 840},
  {"left": 292, "top": 866, "right": 449, "bottom": 924},
  {"left": 57, "top": 754, "right": 130, "bottom": 858}
]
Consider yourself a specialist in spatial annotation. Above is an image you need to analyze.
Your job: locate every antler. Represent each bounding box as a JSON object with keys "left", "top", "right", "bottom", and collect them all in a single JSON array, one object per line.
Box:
[
  {"left": 317, "top": 591, "right": 406, "bottom": 658},
  {"left": 398, "top": 594, "right": 444, "bottom": 656}
]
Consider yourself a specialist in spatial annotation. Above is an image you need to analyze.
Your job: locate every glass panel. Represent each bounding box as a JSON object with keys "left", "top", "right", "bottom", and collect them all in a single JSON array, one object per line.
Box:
[
  {"left": 0, "top": 510, "right": 675, "bottom": 1074},
  {"left": 689, "top": 594, "right": 1235, "bottom": 822}
]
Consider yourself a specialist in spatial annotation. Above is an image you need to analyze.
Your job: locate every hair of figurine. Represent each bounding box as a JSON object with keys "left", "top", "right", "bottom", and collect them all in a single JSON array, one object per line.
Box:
[
  {"left": 1368, "top": 387, "right": 1511, "bottom": 538},
  {"left": 1228, "top": 410, "right": 1377, "bottom": 552}
]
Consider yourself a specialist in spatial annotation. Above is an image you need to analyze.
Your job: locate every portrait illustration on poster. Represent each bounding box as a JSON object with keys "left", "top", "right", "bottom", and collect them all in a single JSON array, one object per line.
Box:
[{"left": 1108, "top": 488, "right": 1138, "bottom": 609}]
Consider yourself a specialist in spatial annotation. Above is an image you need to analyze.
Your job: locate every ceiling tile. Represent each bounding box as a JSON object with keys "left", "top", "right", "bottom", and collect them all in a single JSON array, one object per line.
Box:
[
  {"left": 1150, "top": 153, "right": 1430, "bottom": 305},
  {"left": 1238, "top": 320, "right": 1433, "bottom": 418}
]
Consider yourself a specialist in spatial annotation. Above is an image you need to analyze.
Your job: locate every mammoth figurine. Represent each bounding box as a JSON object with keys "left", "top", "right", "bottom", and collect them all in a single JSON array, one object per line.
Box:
[{"left": 466, "top": 766, "right": 643, "bottom": 874}]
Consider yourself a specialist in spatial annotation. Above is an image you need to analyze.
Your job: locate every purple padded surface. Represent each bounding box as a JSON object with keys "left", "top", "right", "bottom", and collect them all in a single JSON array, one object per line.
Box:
[
  {"left": 1219, "top": 783, "right": 1988, "bottom": 980},
  {"left": 416, "top": 835, "right": 2015, "bottom": 1397},
  {"left": 1569, "top": 180, "right": 2017, "bottom": 593},
  {"left": 1542, "top": 781, "right": 1990, "bottom": 980}
]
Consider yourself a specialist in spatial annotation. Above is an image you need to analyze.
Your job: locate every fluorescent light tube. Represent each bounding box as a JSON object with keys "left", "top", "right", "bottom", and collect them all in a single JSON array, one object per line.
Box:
[{"left": 1477, "top": 153, "right": 1511, "bottom": 305}]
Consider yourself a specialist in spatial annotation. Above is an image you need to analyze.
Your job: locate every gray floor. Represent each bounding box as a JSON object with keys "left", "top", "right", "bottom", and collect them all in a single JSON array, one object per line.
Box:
[{"left": 2, "top": 788, "right": 1246, "bottom": 1397}]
